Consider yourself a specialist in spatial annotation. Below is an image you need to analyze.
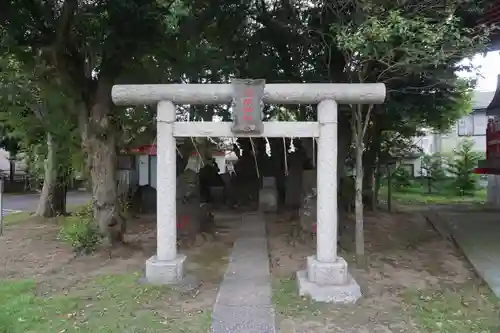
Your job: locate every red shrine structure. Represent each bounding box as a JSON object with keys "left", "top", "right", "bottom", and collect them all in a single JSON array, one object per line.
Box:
[{"left": 473, "top": 1, "right": 500, "bottom": 175}]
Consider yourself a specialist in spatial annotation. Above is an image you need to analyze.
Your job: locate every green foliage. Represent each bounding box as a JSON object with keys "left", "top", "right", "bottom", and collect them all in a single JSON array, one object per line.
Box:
[
  {"left": 0, "top": 55, "right": 80, "bottom": 185},
  {"left": 381, "top": 179, "right": 486, "bottom": 205},
  {"left": 447, "top": 139, "right": 481, "bottom": 196},
  {"left": 392, "top": 166, "right": 413, "bottom": 190},
  {"left": 332, "top": 7, "right": 491, "bottom": 138},
  {"left": 379, "top": 131, "right": 423, "bottom": 164},
  {"left": 421, "top": 153, "right": 447, "bottom": 193},
  {"left": 74, "top": 201, "right": 94, "bottom": 218},
  {"left": 60, "top": 205, "right": 100, "bottom": 254},
  {"left": 0, "top": 0, "right": 494, "bottom": 238},
  {"left": 422, "top": 154, "right": 446, "bottom": 180},
  {"left": 333, "top": 11, "right": 490, "bottom": 75}
]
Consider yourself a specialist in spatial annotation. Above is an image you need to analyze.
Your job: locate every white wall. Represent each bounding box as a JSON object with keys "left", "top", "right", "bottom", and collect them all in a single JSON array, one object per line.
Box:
[
  {"left": 137, "top": 155, "right": 149, "bottom": 186},
  {"left": 405, "top": 112, "right": 488, "bottom": 177},
  {"left": 439, "top": 112, "right": 487, "bottom": 154},
  {"left": 0, "top": 149, "right": 27, "bottom": 176},
  {"left": 150, "top": 156, "right": 157, "bottom": 189},
  {"left": 0, "top": 149, "right": 10, "bottom": 172}
]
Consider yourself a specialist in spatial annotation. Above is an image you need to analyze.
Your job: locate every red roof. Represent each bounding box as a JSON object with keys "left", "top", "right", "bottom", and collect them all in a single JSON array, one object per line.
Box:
[
  {"left": 130, "top": 144, "right": 157, "bottom": 155},
  {"left": 128, "top": 144, "right": 226, "bottom": 156}
]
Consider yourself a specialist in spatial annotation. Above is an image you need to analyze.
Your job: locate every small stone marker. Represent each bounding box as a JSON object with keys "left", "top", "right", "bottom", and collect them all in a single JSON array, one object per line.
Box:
[
  {"left": 231, "top": 78, "right": 265, "bottom": 135},
  {"left": 285, "top": 153, "right": 304, "bottom": 209},
  {"left": 259, "top": 176, "right": 278, "bottom": 212}
]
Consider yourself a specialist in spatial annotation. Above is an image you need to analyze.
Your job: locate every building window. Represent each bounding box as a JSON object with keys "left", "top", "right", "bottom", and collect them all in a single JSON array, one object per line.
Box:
[
  {"left": 457, "top": 116, "right": 474, "bottom": 136},
  {"left": 457, "top": 114, "right": 488, "bottom": 136},
  {"left": 473, "top": 115, "right": 487, "bottom": 135}
]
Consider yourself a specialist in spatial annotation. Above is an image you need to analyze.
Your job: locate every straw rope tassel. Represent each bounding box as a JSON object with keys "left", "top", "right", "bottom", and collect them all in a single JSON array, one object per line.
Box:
[{"left": 190, "top": 137, "right": 204, "bottom": 168}]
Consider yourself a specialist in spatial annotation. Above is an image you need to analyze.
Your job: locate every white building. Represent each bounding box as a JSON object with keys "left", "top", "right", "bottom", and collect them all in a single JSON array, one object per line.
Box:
[
  {"left": 406, "top": 90, "right": 495, "bottom": 177},
  {"left": 0, "top": 149, "right": 27, "bottom": 177}
]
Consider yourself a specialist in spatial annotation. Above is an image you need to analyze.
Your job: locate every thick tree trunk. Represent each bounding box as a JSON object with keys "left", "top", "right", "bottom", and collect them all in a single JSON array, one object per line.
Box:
[
  {"left": 88, "top": 133, "right": 123, "bottom": 243},
  {"left": 35, "top": 132, "right": 67, "bottom": 217},
  {"left": 84, "top": 79, "right": 125, "bottom": 245}
]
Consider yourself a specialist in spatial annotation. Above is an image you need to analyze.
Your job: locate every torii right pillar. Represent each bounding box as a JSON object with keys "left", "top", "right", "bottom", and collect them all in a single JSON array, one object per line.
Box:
[{"left": 296, "top": 99, "right": 362, "bottom": 304}]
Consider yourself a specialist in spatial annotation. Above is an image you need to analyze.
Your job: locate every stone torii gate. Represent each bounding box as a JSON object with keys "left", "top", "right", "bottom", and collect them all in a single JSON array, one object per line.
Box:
[{"left": 112, "top": 80, "right": 386, "bottom": 303}]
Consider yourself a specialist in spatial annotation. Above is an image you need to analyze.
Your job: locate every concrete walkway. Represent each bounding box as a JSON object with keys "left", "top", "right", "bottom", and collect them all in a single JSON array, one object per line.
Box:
[
  {"left": 212, "top": 212, "right": 276, "bottom": 333},
  {"left": 431, "top": 209, "right": 500, "bottom": 297}
]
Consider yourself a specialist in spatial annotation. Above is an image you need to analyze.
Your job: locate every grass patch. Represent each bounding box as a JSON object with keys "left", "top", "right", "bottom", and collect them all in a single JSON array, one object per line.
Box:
[
  {"left": 404, "top": 285, "right": 500, "bottom": 333},
  {"left": 272, "top": 278, "right": 325, "bottom": 319},
  {"left": 0, "top": 273, "right": 212, "bottom": 333},
  {"left": 2, "top": 212, "right": 32, "bottom": 225},
  {"left": 380, "top": 183, "right": 487, "bottom": 205}
]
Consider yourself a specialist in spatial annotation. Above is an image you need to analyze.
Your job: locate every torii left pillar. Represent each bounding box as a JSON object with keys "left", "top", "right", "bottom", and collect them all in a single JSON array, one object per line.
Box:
[{"left": 144, "top": 100, "right": 186, "bottom": 284}]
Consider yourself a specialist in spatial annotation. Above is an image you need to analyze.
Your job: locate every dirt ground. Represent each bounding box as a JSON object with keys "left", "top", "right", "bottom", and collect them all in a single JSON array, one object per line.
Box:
[
  {"left": 2, "top": 207, "right": 499, "bottom": 332},
  {"left": 268, "top": 209, "right": 500, "bottom": 333},
  {"left": 0, "top": 212, "right": 237, "bottom": 331}
]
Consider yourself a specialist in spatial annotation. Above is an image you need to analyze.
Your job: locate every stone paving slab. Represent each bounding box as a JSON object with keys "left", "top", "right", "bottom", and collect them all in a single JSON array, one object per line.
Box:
[
  {"left": 212, "top": 305, "right": 276, "bottom": 333},
  {"left": 215, "top": 277, "right": 272, "bottom": 306},
  {"left": 439, "top": 211, "right": 500, "bottom": 298},
  {"left": 212, "top": 212, "right": 276, "bottom": 333}
]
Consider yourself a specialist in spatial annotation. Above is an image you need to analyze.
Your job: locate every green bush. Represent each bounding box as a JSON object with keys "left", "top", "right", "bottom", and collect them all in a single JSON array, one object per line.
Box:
[
  {"left": 73, "top": 200, "right": 93, "bottom": 217},
  {"left": 447, "top": 139, "right": 481, "bottom": 196},
  {"left": 392, "top": 166, "right": 413, "bottom": 190},
  {"left": 59, "top": 214, "right": 101, "bottom": 254}
]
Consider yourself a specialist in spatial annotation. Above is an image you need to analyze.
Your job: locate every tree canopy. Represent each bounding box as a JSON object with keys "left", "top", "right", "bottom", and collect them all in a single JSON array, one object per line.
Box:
[{"left": 0, "top": 0, "right": 495, "bottom": 240}]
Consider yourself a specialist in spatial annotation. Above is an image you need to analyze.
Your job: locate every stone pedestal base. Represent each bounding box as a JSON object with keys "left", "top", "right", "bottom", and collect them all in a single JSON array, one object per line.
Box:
[
  {"left": 297, "top": 255, "right": 361, "bottom": 304},
  {"left": 144, "top": 254, "right": 186, "bottom": 285}
]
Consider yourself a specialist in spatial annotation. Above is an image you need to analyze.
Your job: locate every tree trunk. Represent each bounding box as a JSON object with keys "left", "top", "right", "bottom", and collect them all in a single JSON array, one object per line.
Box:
[
  {"left": 387, "top": 164, "right": 392, "bottom": 212},
  {"left": 353, "top": 110, "right": 366, "bottom": 268},
  {"left": 337, "top": 113, "right": 352, "bottom": 182},
  {"left": 363, "top": 121, "right": 382, "bottom": 210},
  {"left": 373, "top": 163, "right": 382, "bottom": 209},
  {"left": 88, "top": 134, "right": 123, "bottom": 243},
  {"left": 354, "top": 143, "right": 366, "bottom": 267},
  {"left": 35, "top": 132, "right": 68, "bottom": 217},
  {"left": 269, "top": 138, "right": 286, "bottom": 207},
  {"left": 8, "top": 159, "right": 15, "bottom": 182},
  {"left": 84, "top": 79, "right": 124, "bottom": 245}
]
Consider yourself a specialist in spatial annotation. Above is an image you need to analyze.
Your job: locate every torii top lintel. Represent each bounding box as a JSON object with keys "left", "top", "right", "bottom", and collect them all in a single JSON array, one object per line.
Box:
[{"left": 111, "top": 83, "right": 386, "bottom": 106}]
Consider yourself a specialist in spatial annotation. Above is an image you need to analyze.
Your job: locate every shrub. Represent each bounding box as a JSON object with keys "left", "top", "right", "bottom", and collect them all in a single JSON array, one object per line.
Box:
[
  {"left": 421, "top": 153, "right": 446, "bottom": 193},
  {"left": 447, "top": 139, "right": 481, "bottom": 196},
  {"left": 59, "top": 213, "right": 101, "bottom": 254},
  {"left": 73, "top": 200, "right": 93, "bottom": 217},
  {"left": 391, "top": 166, "right": 412, "bottom": 190}
]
